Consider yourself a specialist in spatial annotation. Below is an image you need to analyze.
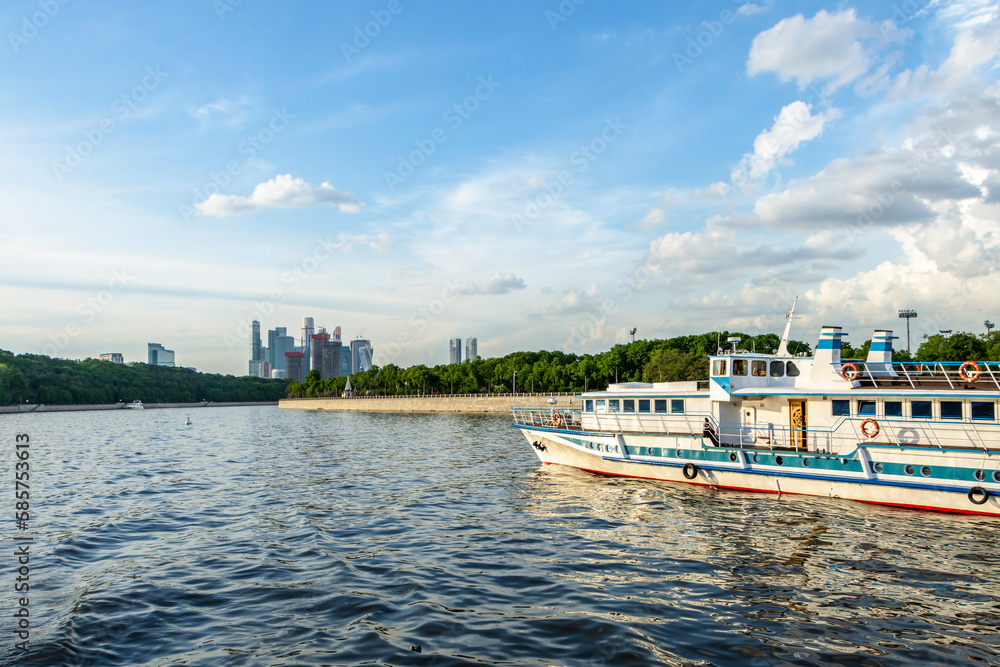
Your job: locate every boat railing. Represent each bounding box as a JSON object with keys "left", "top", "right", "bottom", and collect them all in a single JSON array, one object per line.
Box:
[
  {"left": 839, "top": 360, "right": 1000, "bottom": 391},
  {"left": 511, "top": 407, "right": 584, "bottom": 431}
]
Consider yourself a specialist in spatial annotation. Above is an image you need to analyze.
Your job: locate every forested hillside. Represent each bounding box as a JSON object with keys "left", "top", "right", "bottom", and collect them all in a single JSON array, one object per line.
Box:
[{"left": 0, "top": 350, "right": 289, "bottom": 405}]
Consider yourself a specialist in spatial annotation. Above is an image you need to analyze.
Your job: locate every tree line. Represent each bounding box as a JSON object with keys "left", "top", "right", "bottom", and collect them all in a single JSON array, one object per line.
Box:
[{"left": 0, "top": 350, "right": 289, "bottom": 405}]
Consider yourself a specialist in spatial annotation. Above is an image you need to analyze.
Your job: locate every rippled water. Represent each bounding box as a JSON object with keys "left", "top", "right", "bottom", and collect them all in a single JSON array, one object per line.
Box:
[{"left": 1, "top": 406, "right": 998, "bottom": 666}]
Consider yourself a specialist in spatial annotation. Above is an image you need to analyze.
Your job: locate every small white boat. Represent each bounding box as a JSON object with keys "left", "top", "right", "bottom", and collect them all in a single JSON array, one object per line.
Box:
[
  {"left": 124, "top": 400, "right": 144, "bottom": 410},
  {"left": 513, "top": 305, "right": 1000, "bottom": 516}
]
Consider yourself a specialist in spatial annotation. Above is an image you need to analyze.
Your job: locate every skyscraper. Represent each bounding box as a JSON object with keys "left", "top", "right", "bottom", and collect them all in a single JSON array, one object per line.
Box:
[
  {"left": 311, "top": 331, "right": 329, "bottom": 378},
  {"left": 449, "top": 337, "right": 462, "bottom": 364},
  {"left": 147, "top": 343, "right": 175, "bottom": 367},
  {"left": 251, "top": 320, "right": 263, "bottom": 364},
  {"left": 301, "top": 317, "right": 314, "bottom": 373},
  {"left": 285, "top": 352, "right": 305, "bottom": 383},
  {"left": 351, "top": 339, "right": 373, "bottom": 373},
  {"left": 466, "top": 338, "right": 477, "bottom": 362}
]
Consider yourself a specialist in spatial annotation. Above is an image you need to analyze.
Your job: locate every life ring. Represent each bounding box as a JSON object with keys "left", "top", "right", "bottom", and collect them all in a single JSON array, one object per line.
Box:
[
  {"left": 860, "top": 418, "right": 880, "bottom": 438},
  {"left": 552, "top": 411, "right": 563, "bottom": 428},
  {"left": 682, "top": 462, "right": 698, "bottom": 479},
  {"left": 968, "top": 486, "right": 990, "bottom": 505},
  {"left": 959, "top": 361, "right": 981, "bottom": 382},
  {"left": 841, "top": 362, "right": 860, "bottom": 381}
]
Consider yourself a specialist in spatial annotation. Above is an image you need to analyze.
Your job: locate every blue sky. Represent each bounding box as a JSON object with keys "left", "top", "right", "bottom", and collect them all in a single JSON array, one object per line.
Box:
[{"left": 2, "top": 0, "right": 999, "bottom": 374}]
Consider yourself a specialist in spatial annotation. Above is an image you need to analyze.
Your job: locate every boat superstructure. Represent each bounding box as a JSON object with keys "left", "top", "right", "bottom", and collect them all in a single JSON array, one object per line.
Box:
[{"left": 512, "top": 322, "right": 1000, "bottom": 515}]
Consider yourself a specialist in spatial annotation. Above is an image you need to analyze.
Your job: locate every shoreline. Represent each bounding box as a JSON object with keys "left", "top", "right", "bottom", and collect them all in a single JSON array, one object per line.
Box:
[
  {"left": 0, "top": 401, "right": 279, "bottom": 414},
  {"left": 280, "top": 393, "right": 581, "bottom": 414}
]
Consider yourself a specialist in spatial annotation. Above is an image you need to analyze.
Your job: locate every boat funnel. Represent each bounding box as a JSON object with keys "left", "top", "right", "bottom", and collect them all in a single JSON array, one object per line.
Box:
[
  {"left": 814, "top": 326, "right": 852, "bottom": 386},
  {"left": 865, "top": 330, "right": 898, "bottom": 377}
]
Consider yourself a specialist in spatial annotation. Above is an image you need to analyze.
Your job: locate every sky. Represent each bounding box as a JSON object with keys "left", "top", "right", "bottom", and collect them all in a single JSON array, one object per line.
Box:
[{"left": 1, "top": 0, "right": 999, "bottom": 375}]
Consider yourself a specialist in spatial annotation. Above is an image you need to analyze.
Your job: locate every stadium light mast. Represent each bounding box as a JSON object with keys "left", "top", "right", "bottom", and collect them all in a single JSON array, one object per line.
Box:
[
  {"left": 986, "top": 320, "right": 995, "bottom": 337},
  {"left": 898, "top": 309, "right": 917, "bottom": 355}
]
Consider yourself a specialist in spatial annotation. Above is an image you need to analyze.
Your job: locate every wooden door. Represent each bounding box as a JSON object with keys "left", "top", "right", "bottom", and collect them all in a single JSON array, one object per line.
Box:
[{"left": 789, "top": 400, "right": 807, "bottom": 450}]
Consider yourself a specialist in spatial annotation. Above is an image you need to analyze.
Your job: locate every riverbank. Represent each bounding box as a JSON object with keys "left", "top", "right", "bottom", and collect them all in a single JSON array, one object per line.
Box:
[
  {"left": 0, "top": 401, "right": 278, "bottom": 414},
  {"left": 279, "top": 393, "right": 580, "bottom": 414}
]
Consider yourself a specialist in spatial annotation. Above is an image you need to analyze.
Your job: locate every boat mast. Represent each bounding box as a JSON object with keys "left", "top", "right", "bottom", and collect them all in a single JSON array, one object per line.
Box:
[{"left": 776, "top": 296, "right": 798, "bottom": 356}]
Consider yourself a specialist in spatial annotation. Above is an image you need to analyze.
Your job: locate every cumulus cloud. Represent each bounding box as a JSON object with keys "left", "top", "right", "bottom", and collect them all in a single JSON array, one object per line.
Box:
[
  {"left": 537, "top": 284, "right": 601, "bottom": 317},
  {"left": 464, "top": 272, "right": 527, "bottom": 295},
  {"left": 747, "top": 9, "right": 888, "bottom": 92},
  {"left": 731, "top": 101, "right": 841, "bottom": 185},
  {"left": 196, "top": 174, "right": 362, "bottom": 216}
]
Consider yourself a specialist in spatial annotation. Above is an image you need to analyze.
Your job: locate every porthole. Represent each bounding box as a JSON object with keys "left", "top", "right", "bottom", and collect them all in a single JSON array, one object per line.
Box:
[
  {"left": 752, "top": 454, "right": 760, "bottom": 463},
  {"left": 775, "top": 456, "right": 784, "bottom": 465},
  {"left": 729, "top": 452, "right": 738, "bottom": 462},
  {"left": 676, "top": 449, "right": 683, "bottom": 458},
  {"left": 920, "top": 466, "right": 931, "bottom": 477},
  {"left": 993, "top": 471, "right": 1000, "bottom": 483},
  {"left": 905, "top": 465, "right": 915, "bottom": 475},
  {"left": 873, "top": 462, "right": 883, "bottom": 473},
  {"left": 974, "top": 470, "right": 985, "bottom": 481},
  {"left": 802, "top": 458, "right": 811, "bottom": 467}
]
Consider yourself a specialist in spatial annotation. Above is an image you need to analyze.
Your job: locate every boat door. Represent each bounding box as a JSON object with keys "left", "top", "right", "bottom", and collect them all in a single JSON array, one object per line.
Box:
[{"left": 789, "top": 400, "right": 807, "bottom": 450}]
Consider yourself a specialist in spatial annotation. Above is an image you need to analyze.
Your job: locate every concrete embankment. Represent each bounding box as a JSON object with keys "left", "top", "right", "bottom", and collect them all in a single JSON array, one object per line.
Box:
[
  {"left": 0, "top": 401, "right": 278, "bottom": 414},
  {"left": 280, "top": 393, "right": 581, "bottom": 414}
]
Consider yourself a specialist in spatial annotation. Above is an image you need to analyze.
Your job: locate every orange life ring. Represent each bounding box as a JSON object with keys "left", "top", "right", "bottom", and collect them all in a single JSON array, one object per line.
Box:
[
  {"left": 959, "top": 360, "right": 981, "bottom": 382},
  {"left": 841, "top": 362, "right": 860, "bottom": 381},
  {"left": 860, "top": 418, "right": 880, "bottom": 438},
  {"left": 552, "top": 411, "right": 563, "bottom": 427}
]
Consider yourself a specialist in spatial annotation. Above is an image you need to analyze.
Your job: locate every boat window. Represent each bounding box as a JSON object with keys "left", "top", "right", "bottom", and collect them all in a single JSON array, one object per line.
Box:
[
  {"left": 623, "top": 399, "right": 635, "bottom": 413},
  {"left": 585, "top": 399, "right": 593, "bottom": 413},
  {"left": 971, "top": 401, "right": 995, "bottom": 421},
  {"left": 885, "top": 401, "right": 903, "bottom": 417},
  {"left": 940, "top": 401, "right": 963, "bottom": 420},
  {"left": 786, "top": 361, "right": 800, "bottom": 377},
  {"left": 770, "top": 361, "right": 784, "bottom": 377},
  {"left": 654, "top": 399, "right": 667, "bottom": 413},
  {"left": 638, "top": 399, "right": 650, "bottom": 413},
  {"left": 832, "top": 400, "right": 850, "bottom": 416},
  {"left": 752, "top": 360, "right": 766, "bottom": 377},
  {"left": 733, "top": 360, "right": 748, "bottom": 376},
  {"left": 858, "top": 401, "right": 876, "bottom": 416},
  {"left": 911, "top": 400, "right": 932, "bottom": 418},
  {"left": 608, "top": 399, "right": 620, "bottom": 413},
  {"left": 671, "top": 399, "right": 685, "bottom": 414},
  {"left": 712, "top": 360, "right": 727, "bottom": 376},
  {"left": 595, "top": 399, "right": 606, "bottom": 413}
]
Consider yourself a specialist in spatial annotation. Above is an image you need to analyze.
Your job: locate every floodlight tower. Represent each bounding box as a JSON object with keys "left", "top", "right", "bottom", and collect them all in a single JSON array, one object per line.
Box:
[
  {"left": 898, "top": 309, "right": 917, "bottom": 355},
  {"left": 986, "top": 320, "right": 995, "bottom": 337}
]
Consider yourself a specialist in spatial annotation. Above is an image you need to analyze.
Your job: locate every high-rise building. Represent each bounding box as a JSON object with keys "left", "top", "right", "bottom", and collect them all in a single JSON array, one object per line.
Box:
[
  {"left": 351, "top": 339, "right": 373, "bottom": 373},
  {"left": 249, "top": 360, "right": 265, "bottom": 377},
  {"left": 340, "top": 351, "right": 351, "bottom": 377},
  {"left": 147, "top": 343, "right": 175, "bottom": 367},
  {"left": 301, "top": 317, "right": 314, "bottom": 373},
  {"left": 251, "top": 321, "right": 263, "bottom": 363},
  {"left": 311, "top": 331, "right": 329, "bottom": 378},
  {"left": 449, "top": 337, "right": 462, "bottom": 364},
  {"left": 323, "top": 339, "right": 341, "bottom": 379},
  {"left": 285, "top": 352, "right": 305, "bottom": 383},
  {"left": 466, "top": 338, "right": 477, "bottom": 362},
  {"left": 274, "top": 333, "right": 295, "bottom": 372},
  {"left": 99, "top": 352, "right": 124, "bottom": 363}
]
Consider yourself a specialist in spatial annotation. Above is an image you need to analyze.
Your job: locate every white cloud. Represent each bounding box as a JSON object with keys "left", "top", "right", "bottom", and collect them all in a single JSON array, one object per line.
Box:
[
  {"left": 731, "top": 101, "right": 841, "bottom": 185},
  {"left": 538, "top": 283, "right": 601, "bottom": 317},
  {"left": 634, "top": 207, "right": 668, "bottom": 230},
  {"left": 738, "top": 2, "right": 773, "bottom": 17},
  {"left": 747, "top": 9, "right": 886, "bottom": 92},
  {"left": 889, "top": 21, "right": 1000, "bottom": 99},
  {"left": 196, "top": 174, "right": 362, "bottom": 216},
  {"left": 464, "top": 272, "right": 527, "bottom": 295},
  {"left": 693, "top": 181, "right": 730, "bottom": 200},
  {"left": 188, "top": 95, "right": 255, "bottom": 128},
  {"left": 339, "top": 233, "right": 395, "bottom": 253}
]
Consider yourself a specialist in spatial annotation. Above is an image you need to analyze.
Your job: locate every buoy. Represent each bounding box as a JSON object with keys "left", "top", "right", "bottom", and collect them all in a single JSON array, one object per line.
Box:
[{"left": 184, "top": 416, "right": 192, "bottom": 425}]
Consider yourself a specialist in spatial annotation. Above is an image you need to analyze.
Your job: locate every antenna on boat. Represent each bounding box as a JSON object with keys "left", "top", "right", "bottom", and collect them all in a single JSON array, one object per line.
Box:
[{"left": 776, "top": 296, "right": 798, "bottom": 357}]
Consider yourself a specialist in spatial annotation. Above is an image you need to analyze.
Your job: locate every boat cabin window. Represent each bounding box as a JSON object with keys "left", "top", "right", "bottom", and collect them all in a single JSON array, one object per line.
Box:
[
  {"left": 585, "top": 399, "right": 593, "bottom": 412},
  {"left": 712, "top": 360, "right": 727, "bottom": 376},
  {"left": 770, "top": 361, "right": 784, "bottom": 377},
  {"left": 858, "top": 401, "right": 876, "bottom": 416},
  {"left": 671, "top": 399, "right": 685, "bottom": 414},
  {"left": 885, "top": 401, "right": 903, "bottom": 417},
  {"left": 911, "top": 400, "right": 932, "bottom": 418},
  {"left": 940, "top": 401, "right": 963, "bottom": 420},
  {"left": 654, "top": 399, "right": 667, "bottom": 413},
  {"left": 638, "top": 399, "right": 650, "bottom": 413},
  {"left": 751, "top": 360, "right": 766, "bottom": 377},
  {"left": 786, "top": 361, "right": 800, "bottom": 377},
  {"left": 595, "top": 399, "right": 606, "bottom": 413},
  {"left": 972, "top": 401, "right": 995, "bottom": 421},
  {"left": 608, "top": 399, "right": 620, "bottom": 413},
  {"left": 733, "top": 360, "right": 748, "bottom": 376},
  {"left": 623, "top": 399, "right": 635, "bottom": 413},
  {"left": 832, "top": 400, "right": 850, "bottom": 416}
]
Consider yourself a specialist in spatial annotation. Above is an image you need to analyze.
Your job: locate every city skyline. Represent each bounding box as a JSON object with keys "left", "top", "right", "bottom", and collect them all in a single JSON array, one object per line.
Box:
[{"left": 2, "top": 2, "right": 998, "bottom": 375}]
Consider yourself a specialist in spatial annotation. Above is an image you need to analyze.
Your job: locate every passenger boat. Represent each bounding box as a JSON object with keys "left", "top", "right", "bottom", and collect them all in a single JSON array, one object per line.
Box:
[
  {"left": 124, "top": 400, "right": 144, "bottom": 409},
  {"left": 512, "top": 312, "right": 1000, "bottom": 516}
]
